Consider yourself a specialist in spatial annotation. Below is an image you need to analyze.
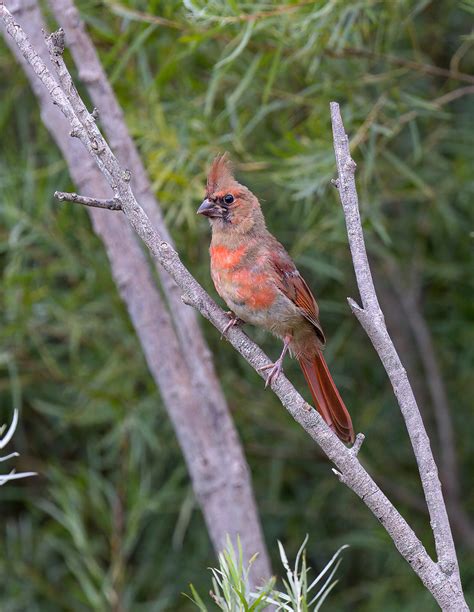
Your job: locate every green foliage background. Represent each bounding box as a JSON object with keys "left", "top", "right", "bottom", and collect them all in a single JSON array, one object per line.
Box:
[{"left": 1, "top": 0, "right": 473, "bottom": 609}]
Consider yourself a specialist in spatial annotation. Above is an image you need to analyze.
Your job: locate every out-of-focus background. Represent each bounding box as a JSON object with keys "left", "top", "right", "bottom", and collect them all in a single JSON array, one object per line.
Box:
[{"left": 1, "top": 1, "right": 473, "bottom": 610}]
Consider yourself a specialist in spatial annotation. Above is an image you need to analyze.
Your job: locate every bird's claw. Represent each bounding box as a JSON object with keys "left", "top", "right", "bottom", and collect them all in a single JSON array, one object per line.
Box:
[
  {"left": 258, "top": 359, "right": 284, "bottom": 388},
  {"left": 221, "top": 311, "right": 243, "bottom": 339}
]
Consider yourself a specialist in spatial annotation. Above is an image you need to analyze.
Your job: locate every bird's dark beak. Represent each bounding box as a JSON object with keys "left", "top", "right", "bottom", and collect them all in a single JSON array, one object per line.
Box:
[{"left": 197, "top": 198, "right": 217, "bottom": 217}]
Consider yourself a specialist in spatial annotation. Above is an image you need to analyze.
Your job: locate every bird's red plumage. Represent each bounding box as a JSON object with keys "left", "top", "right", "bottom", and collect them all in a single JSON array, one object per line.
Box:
[{"left": 199, "top": 154, "right": 355, "bottom": 444}]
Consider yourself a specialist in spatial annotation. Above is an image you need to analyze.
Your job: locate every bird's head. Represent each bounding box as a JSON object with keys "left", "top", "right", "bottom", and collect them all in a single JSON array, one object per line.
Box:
[{"left": 197, "top": 153, "right": 265, "bottom": 234}]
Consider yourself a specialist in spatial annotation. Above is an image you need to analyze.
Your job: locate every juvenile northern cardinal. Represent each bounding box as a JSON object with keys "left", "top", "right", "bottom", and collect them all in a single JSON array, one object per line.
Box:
[{"left": 197, "top": 154, "right": 354, "bottom": 443}]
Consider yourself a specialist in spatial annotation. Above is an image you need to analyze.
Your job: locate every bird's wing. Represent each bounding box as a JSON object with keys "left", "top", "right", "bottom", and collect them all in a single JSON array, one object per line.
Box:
[{"left": 270, "top": 241, "right": 326, "bottom": 345}]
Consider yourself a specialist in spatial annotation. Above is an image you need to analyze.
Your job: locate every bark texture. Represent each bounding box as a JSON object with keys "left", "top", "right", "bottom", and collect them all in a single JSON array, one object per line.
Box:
[
  {"left": 1, "top": 0, "right": 271, "bottom": 585},
  {"left": 330, "top": 101, "right": 467, "bottom": 609}
]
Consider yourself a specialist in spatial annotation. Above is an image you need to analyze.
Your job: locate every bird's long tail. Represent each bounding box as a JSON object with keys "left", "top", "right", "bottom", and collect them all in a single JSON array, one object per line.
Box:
[{"left": 298, "top": 352, "right": 354, "bottom": 443}]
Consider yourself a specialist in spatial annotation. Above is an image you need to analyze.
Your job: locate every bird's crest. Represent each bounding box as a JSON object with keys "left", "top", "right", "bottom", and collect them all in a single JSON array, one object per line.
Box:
[{"left": 206, "top": 153, "right": 237, "bottom": 195}]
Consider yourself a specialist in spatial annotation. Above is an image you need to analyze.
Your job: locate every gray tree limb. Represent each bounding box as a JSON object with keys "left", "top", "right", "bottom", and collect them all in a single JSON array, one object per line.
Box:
[
  {"left": 44, "top": 0, "right": 273, "bottom": 571},
  {"left": 46, "top": 0, "right": 219, "bottom": 401},
  {"left": 331, "top": 102, "right": 465, "bottom": 599},
  {"left": 385, "top": 261, "right": 474, "bottom": 549},
  {"left": 1, "top": 6, "right": 468, "bottom": 608},
  {"left": 55, "top": 191, "right": 122, "bottom": 209},
  {"left": 1, "top": 0, "right": 270, "bottom": 585}
]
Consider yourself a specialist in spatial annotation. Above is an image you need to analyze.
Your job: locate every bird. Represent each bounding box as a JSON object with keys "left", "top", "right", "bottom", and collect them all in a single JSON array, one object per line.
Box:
[{"left": 197, "top": 153, "right": 354, "bottom": 444}]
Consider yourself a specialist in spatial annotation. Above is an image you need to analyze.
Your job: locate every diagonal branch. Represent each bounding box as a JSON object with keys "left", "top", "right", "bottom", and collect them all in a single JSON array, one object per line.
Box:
[
  {"left": 330, "top": 102, "right": 461, "bottom": 577},
  {"left": 385, "top": 260, "right": 474, "bottom": 549},
  {"left": 46, "top": 0, "right": 211, "bottom": 379},
  {"left": 43, "top": 8, "right": 265, "bottom": 568},
  {"left": 1, "top": 0, "right": 270, "bottom": 585},
  {"left": 0, "top": 6, "right": 468, "bottom": 609}
]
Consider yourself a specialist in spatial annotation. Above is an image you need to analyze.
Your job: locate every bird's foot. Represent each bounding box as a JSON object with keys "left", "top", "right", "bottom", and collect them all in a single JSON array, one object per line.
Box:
[
  {"left": 258, "top": 357, "right": 284, "bottom": 388},
  {"left": 258, "top": 335, "right": 292, "bottom": 388},
  {"left": 221, "top": 311, "right": 243, "bottom": 339}
]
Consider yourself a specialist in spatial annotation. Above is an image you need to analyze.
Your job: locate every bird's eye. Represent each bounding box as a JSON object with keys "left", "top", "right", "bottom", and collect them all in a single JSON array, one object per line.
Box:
[{"left": 223, "top": 194, "right": 234, "bottom": 205}]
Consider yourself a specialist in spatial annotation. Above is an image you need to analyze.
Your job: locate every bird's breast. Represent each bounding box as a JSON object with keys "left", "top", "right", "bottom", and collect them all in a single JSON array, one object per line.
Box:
[
  {"left": 210, "top": 244, "right": 247, "bottom": 269},
  {"left": 210, "top": 244, "right": 277, "bottom": 323}
]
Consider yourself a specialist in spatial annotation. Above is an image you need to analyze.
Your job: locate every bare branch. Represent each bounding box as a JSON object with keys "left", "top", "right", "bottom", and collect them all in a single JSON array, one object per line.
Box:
[
  {"left": 55, "top": 191, "right": 122, "bottom": 209},
  {"left": 386, "top": 261, "right": 474, "bottom": 549},
  {"left": 350, "top": 433, "right": 365, "bottom": 457},
  {"left": 2, "top": 0, "right": 270, "bottom": 584},
  {"left": 0, "top": 7, "right": 468, "bottom": 608},
  {"left": 330, "top": 101, "right": 465, "bottom": 596},
  {"left": 43, "top": 6, "right": 270, "bottom": 576},
  {"left": 388, "top": 86, "right": 474, "bottom": 142}
]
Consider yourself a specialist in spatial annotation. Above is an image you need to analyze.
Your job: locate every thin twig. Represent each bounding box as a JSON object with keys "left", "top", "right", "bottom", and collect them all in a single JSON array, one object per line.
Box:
[
  {"left": 450, "top": 37, "right": 474, "bottom": 75},
  {"left": 394, "top": 86, "right": 474, "bottom": 136},
  {"left": 350, "top": 433, "right": 365, "bottom": 457},
  {"left": 54, "top": 191, "right": 122, "bottom": 209},
  {"left": 349, "top": 94, "right": 386, "bottom": 152},
  {"left": 432, "top": 85, "right": 474, "bottom": 107},
  {"left": 327, "top": 47, "right": 474, "bottom": 85},
  {"left": 346, "top": 84, "right": 474, "bottom": 152}
]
